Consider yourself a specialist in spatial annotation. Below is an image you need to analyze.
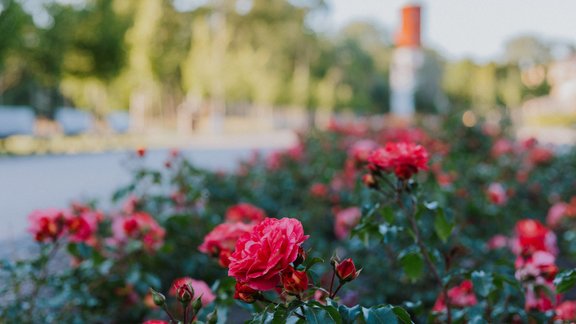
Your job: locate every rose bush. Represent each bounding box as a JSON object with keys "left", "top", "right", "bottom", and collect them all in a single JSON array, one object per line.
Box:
[{"left": 2, "top": 115, "right": 576, "bottom": 323}]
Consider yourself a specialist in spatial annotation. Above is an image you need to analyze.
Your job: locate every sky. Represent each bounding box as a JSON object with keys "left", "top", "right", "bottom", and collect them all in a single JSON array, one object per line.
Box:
[{"left": 326, "top": 0, "right": 576, "bottom": 62}]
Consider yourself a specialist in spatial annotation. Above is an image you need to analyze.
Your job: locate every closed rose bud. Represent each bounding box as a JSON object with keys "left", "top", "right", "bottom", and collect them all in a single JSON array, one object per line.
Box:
[
  {"left": 137, "top": 147, "right": 146, "bottom": 157},
  {"left": 335, "top": 258, "right": 361, "bottom": 282},
  {"left": 149, "top": 288, "right": 166, "bottom": 306},
  {"left": 171, "top": 278, "right": 195, "bottom": 304},
  {"left": 206, "top": 309, "right": 218, "bottom": 324},
  {"left": 281, "top": 267, "right": 309, "bottom": 295},
  {"left": 234, "top": 281, "right": 260, "bottom": 303}
]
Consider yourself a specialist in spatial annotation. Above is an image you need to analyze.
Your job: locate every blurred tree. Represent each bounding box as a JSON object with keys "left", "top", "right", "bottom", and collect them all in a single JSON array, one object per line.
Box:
[{"left": 504, "top": 35, "right": 552, "bottom": 67}]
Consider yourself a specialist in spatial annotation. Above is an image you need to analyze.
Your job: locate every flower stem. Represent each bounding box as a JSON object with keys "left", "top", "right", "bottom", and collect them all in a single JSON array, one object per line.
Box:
[
  {"left": 330, "top": 282, "right": 344, "bottom": 299},
  {"left": 183, "top": 304, "right": 189, "bottom": 324},
  {"left": 399, "top": 193, "right": 452, "bottom": 324},
  {"left": 328, "top": 269, "right": 336, "bottom": 296},
  {"left": 162, "top": 304, "right": 178, "bottom": 324}
]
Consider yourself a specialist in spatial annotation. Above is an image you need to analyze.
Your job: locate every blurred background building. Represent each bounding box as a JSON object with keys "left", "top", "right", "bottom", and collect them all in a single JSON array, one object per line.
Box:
[{"left": 0, "top": 0, "right": 575, "bottom": 153}]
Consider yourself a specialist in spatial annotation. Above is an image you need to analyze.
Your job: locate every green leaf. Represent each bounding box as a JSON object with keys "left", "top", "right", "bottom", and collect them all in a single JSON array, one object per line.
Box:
[
  {"left": 304, "top": 304, "right": 340, "bottom": 324},
  {"left": 471, "top": 271, "right": 494, "bottom": 298},
  {"left": 362, "top": 305, "right": 398, "bottom": 324},
  {"left": 338, "top": 304, "right": 361, "bottom": 323},
  {"left": 399, "top": 249, "right": 424, "bottom": 281},
  {"left": 433, "top": 208, "right": 454, "bottom": 243},
  {"left": 554, "top": 269, "right": 576, "bottom": 293},
  {"left": 392, "top": 306, "right": 413, "bottom": 324},
  {"left": 304, "top": 257, "right": 324, "bottom": 271}
]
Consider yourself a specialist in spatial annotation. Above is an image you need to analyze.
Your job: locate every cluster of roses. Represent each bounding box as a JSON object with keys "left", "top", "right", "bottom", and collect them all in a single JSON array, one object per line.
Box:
[
  {"left": 511, "top": 219, "right": 576, "bottom": 320},
  {"left": 28, "top": 204, "right": 102, "bottom": 245},
  {"left": 491, "top": 136, "right": 554, "bottom": 183},
  {"left": 29, "top": 198, "right": 165, "bottom": 255},
  {"left": 199, "top": 203, "right": 266, "bottom": 267}
]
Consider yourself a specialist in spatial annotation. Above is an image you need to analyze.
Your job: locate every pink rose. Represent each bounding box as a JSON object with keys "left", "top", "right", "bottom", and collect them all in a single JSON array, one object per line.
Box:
[
  {"left": 228, "top": 218, "right": 308, "bottom": 291},
  {"left": 28, "top": 209, "right": 67, "bottom": 243},
  {"left": 225, "top": 203, "right": 266, "bottom": 224},
  {"left": 348, "top": 139, "right": 378, "bottom": 163},
  {"left": 199, "top": 222, "right": 255, "bottom": 266},
  {"left": 487, "top": 183, "right": 507, "bottom": 206},
  {"left": 334, "top": 207, "right": 362, "bottom": 240},
  {"left": 556, "top": 301, "right": 576, "bottom": 321},
  {"left": 547, "top": 203, "right": 568, "bottom": 228},
  {"left": 486, "top": 234, "right": 508, "bottom": 250},
  {"left": 433, "top": 280, "right": 477, "bottom": 312}
]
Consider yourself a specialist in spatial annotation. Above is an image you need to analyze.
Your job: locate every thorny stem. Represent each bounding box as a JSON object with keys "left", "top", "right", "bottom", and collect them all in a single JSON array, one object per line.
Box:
[{"left": 396, "top": 186, "right": 452, "bottom": 324}]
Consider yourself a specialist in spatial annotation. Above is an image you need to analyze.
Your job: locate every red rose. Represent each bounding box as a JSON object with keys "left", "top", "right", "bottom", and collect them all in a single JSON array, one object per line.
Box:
[
  {"left": 335, "top": 258, "right": 361, "bottom": 282},
  {"left": 225, "top": 203, "right": 266, "bottom": 224},
  {"left": 367, "top": 142, "right": 429, "bottom": 180},
  {"left": 281, "top": 266, "right": 309, "bottom": 295},
  {"left": 228, "top": 218, "right": 308, "bottom": 291},
  {"left": 234, "top": 281, "right": 260, "bottom": 303},
  {"left": 512, "top": 219, "right": 557, "bottom": 256},
  {"left": 143, "top": 320, "right": 168, "bottom": 324},
  {"left": 348, "top": 139, "right": 378, "bottom": 164},
  {"left": 433, "top": 280, "right": 477, "bottom": 312}
]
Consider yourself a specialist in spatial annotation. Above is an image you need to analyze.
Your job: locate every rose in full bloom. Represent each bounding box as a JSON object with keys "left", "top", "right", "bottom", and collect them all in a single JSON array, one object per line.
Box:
[
  {"left": 512, "top": 219, "right": 557, "bottom": 256},
  {"left": 281, "top": 266, "right": 309, "bottom": 295},
  {"left": 234, "top": 281, "right": 260, "bottom": 303},
  {"left": 225, "top": 203, "right": 266, "bottom": 224},
  {"left": 228, "top": 218, "right": 308, "bottom": 290},
  {"left": 515, "top": 251, "right": 558, "bottom": 282},
  {"left": 555, "top": 301, "right": 576, "bottom": 321},
  {"left": 433, "top": 280, "right": 478, "bottom": 312},
  {"left": 28, "top": 209, "right": 67, "bottom": 243},
  {"left": 199, "top": 222, "right": 255, "bottom": 267},
  {"left": 491, "top": 138, "right": 513, "bottom": 158},
  {"left": 334, "top": 207, "right": 362, "bottom": 240},
  {"left": 367, "top": 142, "right": 429, "bottom": 180},
  {"left": 486, "top": 183, "right": 507, "bottom": 206},
  {"left": 486, "top": 234, "right": 509, "bottom": 250},
  {"left": 112, "top": 212, "right": 165, "bottom": 252},
  {"left": 334, "top": 258, "right": 361, "bottom": 282},
  {"left": 170, "top": 277, "right": 216, "bottom": 306}
]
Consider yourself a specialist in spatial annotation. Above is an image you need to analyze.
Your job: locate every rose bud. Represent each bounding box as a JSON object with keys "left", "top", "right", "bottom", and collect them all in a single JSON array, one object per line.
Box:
[
  {"left": 172, "top": 278, "right": 195, "bottom": 304},
  {"left": 281, "top": 267, "right": 309, "bottom": 295},
  {"left": 149, "top": 288, "right": 166, "bottom": 306},
  {"left": 234, "top": 281, "right": 260, "bottom": 303},
  {"left": 136, "top": 147, "right": 146, "bottom": 157},
  {"left": 334, "top": 258, "right": 361, "bottom": 282}
]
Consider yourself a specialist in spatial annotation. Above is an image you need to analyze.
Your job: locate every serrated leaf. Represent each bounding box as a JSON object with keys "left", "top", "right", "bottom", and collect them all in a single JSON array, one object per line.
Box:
[
  {"left": 304, "top": 257, "right": 324, "bottom": 271},
  {"left": 434, "top": 208, "right": 453, "bottom": 243},
  {"left": 362, "top": 306, "right": 398, "bottom": 324},
  {"left": 554, "top": 269, "right": 576, "bottom": 293}
]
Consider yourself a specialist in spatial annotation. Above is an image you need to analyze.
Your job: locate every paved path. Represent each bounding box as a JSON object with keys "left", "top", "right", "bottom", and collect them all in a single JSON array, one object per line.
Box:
[{"left": 0, "top": 131, "right": 296, "bottom": 246}]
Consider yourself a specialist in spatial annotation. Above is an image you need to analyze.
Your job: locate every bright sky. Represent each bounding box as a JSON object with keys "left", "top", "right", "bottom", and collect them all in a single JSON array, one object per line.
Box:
[{"left": 327, "top": 0, "right": 576, "bottom": 62}]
